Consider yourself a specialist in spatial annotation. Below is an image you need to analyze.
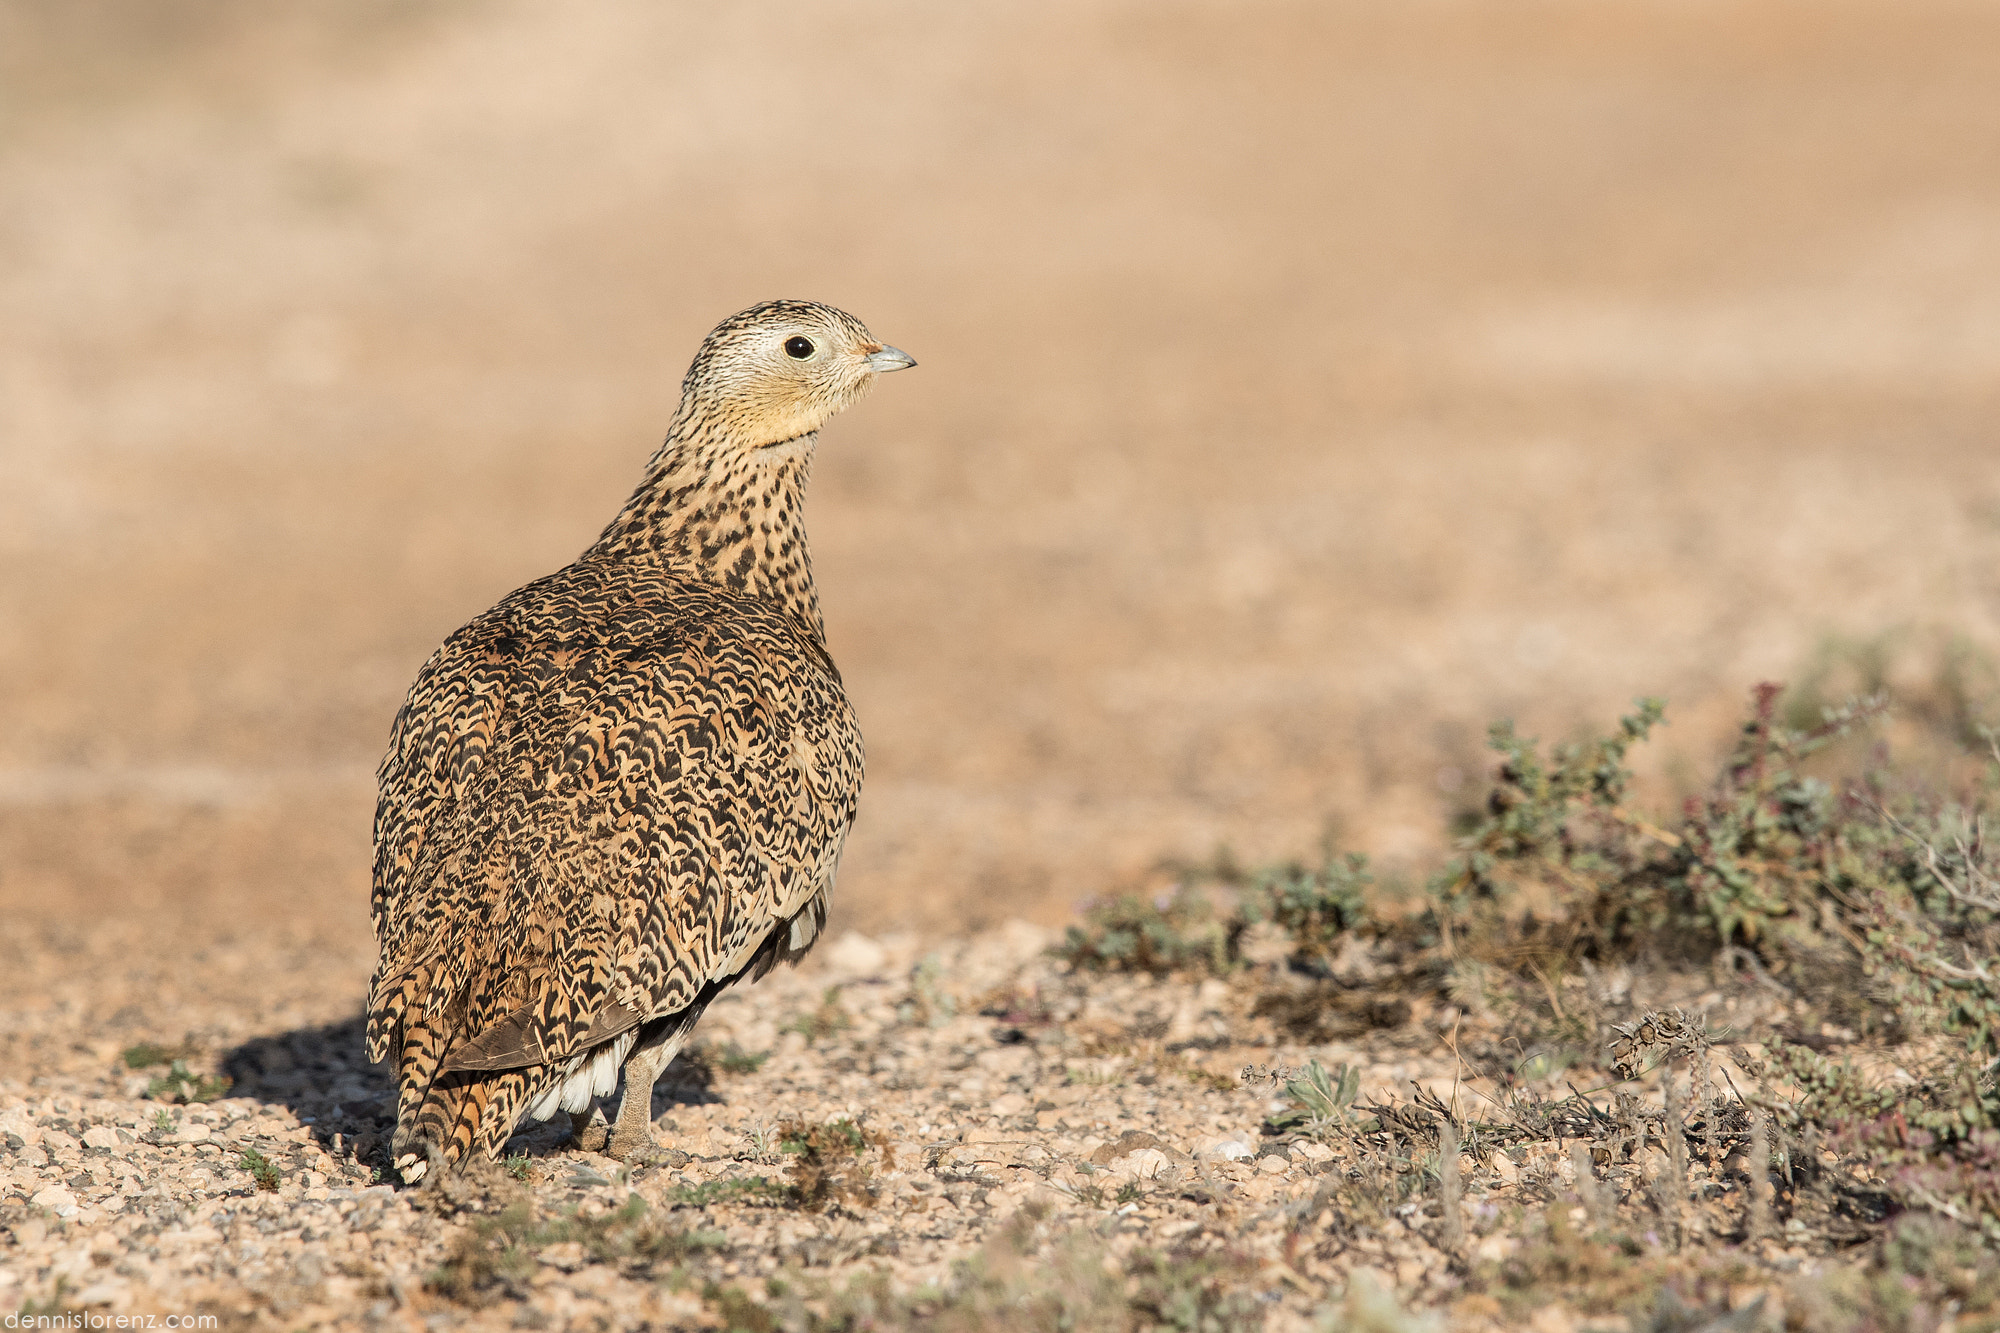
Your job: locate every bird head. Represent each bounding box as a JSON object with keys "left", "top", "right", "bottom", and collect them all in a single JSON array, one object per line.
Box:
[{"left": 678, "top": 299, "right": 915, "bottom": 452}]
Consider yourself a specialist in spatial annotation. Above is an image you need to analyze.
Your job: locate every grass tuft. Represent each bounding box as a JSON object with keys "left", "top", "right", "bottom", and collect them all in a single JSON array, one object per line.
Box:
[
  {"left": 238, "top": 1147, "right": 281, "bottom": 1192},
  {"left": 666, "top": 1176, "right": 790, "bottom": 1209},
  {"left": 785, "top": 987, "right": 854, "bottom": 1045},
  {"left": 777, "top": 1116, "right": 892, "bottom": 1213},
  {"left": 710, "top": 1040, "right": 772, "bottom": 1074},
  {"left": 145, "top": 1059, "right": 232, "bottom": 1104},
  {"left": 120, "top": 1039, "right": 198, "bottom": 1069}
]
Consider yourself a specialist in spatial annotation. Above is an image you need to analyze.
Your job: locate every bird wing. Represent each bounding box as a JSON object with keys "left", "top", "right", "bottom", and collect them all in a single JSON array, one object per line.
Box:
[{"left": 365, "top": 569, "right": 861, "bottom": 1079}]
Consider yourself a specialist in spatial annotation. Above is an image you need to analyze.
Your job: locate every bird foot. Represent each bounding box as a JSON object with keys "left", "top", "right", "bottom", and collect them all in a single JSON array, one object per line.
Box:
[
  {"left": 391, "top": 1133, "right": 446, "bottom": 1187},
  {"left": 568, "top": 1104, "right": 612, "bottom": 1160},
  {"left": 604, "top": 1123, "right": 656, "bottom": 1163}
]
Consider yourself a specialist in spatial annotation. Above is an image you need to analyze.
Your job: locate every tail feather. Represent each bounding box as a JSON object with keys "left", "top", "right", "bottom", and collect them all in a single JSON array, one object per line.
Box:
[
  {"left": 377, "top": 898, "right": 830, "bottom": 1183},
  {"left": 393, "top": 1064, "right": 544, "bottom": 1183},
  {"left": 385, "top": 991, "right": 549, "bottom": 1182},
  {"left": 366, "top": 961, "right": 437, "bottom": 1065}
]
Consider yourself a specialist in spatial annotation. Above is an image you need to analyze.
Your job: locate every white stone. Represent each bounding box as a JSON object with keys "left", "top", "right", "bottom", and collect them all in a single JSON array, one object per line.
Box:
[
  {"left": 0, "top": 1107, "right": 40, "bottom": 1146},
  {"left": 73, "top": 1280, "right": 128, "bottom": 1308},
  {"left": 173, "top": 1123, "right": 211, "bottom": 1143},
  {"left": 996, "top": 919, "right": 1052, "bottom": 959},
  {"left": 824, "top": 931, "right": 888, "bottom": 975},
  {"left": 1529, "top": 1304, "right": 1578, "bottom": 1333},
  {"left": 1116, "top": 1148, "right": 1171, "bottom": 1180},
  {"left": 82, "top": 1126, "right": 122, "bottom": 1150},
  {"left": 1196, "top": 1138, "right": 1253, "bottom": 1161},
  {"left": 29, "top": 1185, "right": 78, "bottom": 1217},
  {"left": 537, "top": 1241, "right": 588, "bottom": 1271}
]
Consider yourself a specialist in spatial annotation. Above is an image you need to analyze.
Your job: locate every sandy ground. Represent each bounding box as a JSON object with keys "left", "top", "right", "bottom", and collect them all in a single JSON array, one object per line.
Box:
[
  {"left": 3, "top": 2, "right": 1999, "bottom": 1323},
  {"left": 0, "top": 923, "right": 1854, "bottom": 1330},
  {"left": 4, "top": 2, "right": 2000, "bottom": 953}
]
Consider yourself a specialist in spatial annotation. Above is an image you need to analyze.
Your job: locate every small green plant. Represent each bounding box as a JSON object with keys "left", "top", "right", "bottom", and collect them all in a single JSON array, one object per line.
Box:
[
  {"left": 1239, "top": 848, "right": 1374, "bottom": 964},
  {"left": 710, "top": 1040, "right": 770, "bottom": 1074},
  {"left": 742, "top": 1119, "right": 780, "bottom": 1163},
  {"left": 1116, "top": 1246, "right": 1266, "bottom": 1332},
  {"left": 146, "top": 1060, "right": 231, "bottom": 1104},
  {"left": 711, "top": 1209, "right": 1262, "bottom": 1333},
  {"left": 503, "top": 1154, "right": 532, "bottom": 1182},
  {"left": 121, "top": 1040, "right": 197, "bottom": 1069},
  {"left": 1784, "top": 1214, "right": 2000, "bottom": 1331},
  {"left": 785, "top": 988, "right": 853, "bottom": 1045},
  {"left": 703, "top": 1281, "right": 783, "bottom": 1333},
  {"left": 777, "top": 1116, "right": 890, "bottom": 1212},
  {"left": 1429, "top": 697, "right": 1666, "bottom": 918},
  {"left": 1268, "top": 1059, "right": 1369, "bottom": 1137},
  {"left": 1672, "top": 687, "right": 1888, "bottom": 949},
  {"left": 781, "top": 1116, "right": 866, "bottom": 1158},
  {"left": 666, "top": 1176, "right": 790, "bottom": 1209},
  {"left": 898, "top": 953, "right": 959, "bottom": 1027},
  {"left": 1068, "top": 1181, "right": 1108, "bottom": 1208},
  {"left": 239, "top": 1147, "right": 281, "bottom": 1192},
  {"left": 1423, "top": 687, "right": 1916, "bottom": 968},
  {"left": 1054, "top": 885, "right": 1238, "bottom": 976},
  {"left": 151, "top": 1109, "right": 174, "bottom": 1134}
]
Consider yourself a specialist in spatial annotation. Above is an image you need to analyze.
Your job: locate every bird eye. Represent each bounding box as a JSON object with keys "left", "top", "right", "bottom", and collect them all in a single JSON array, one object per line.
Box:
[{"left": 784, "top": 336, "right": 816, "bottom": 359}]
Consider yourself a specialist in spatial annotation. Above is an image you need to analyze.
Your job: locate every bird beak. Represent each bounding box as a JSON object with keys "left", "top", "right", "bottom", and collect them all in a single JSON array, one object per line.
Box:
[{"left": 864, "top": 345, "right": 916, "bottom": 373}]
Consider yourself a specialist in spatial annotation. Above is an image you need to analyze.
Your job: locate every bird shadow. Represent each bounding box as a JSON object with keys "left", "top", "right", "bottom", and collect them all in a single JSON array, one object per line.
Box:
[
  {"left": 220, "top": 1014, "right": 397, "bottom": 1168},
  {"left": 219, "top": 1016, "right": 725, "bottom": 1171}
]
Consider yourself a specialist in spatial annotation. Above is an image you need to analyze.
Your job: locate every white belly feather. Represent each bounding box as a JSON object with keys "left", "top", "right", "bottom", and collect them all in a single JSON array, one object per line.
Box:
[{"left": 525, "top": 1030, "right": 639, "bottom": 1122}]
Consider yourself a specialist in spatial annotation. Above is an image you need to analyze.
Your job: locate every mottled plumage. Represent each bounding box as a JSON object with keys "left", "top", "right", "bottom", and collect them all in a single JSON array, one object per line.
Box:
[{"left": 367, "top": 300, "right": 914, "bottom": 1181}]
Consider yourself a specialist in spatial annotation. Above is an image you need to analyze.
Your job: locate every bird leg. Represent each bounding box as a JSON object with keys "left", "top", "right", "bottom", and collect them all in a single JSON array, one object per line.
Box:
[
  {"left": 605, "top": 1022, "right": 689, "bottom": 1162},
  {"left": 571, "top": 1105, "right": 611, "bottom": 1155},
  {"left": 605, "top": 1041, "right": 673, "bottom": 1162}
]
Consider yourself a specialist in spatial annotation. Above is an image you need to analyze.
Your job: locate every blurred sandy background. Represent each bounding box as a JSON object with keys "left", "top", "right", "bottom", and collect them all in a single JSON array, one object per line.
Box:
[{"left": 4, "top": 0, "right": 1999, "bottom": 1003}]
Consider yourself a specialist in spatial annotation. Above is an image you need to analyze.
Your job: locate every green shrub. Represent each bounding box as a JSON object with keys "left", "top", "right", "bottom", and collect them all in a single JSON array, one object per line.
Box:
[
  {"left": 1054, "top": 886, "right": 1238, "bottom": 976},
  {"left": 1266, "top": 1059, "right": 1372, "bottom": 1138},
  {"left": 238, "top": 1148, "right": 281, "bottom": 1192},
  {"left": 1240, "top": 851, "right": 1372, "bottom": 964},
  {"left": 1425, "top": 686, "right": 1913, "bottom": 960},
  {"left": 1428, "top": 696, "right": 1665, "bottom": 919},
  {"left": 145, "top": 1059, "right": 232, "bottom": 1104}
]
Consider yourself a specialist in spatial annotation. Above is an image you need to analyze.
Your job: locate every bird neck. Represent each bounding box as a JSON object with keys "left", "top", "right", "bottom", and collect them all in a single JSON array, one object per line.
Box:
[{"left": 589, "top": 422, "right": 825, "bottom": 637}]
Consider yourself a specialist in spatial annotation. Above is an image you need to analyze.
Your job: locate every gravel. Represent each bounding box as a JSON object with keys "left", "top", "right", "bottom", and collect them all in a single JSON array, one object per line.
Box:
[{"left": 0, "top": 922, "right": 1487, "bottom": 1329}]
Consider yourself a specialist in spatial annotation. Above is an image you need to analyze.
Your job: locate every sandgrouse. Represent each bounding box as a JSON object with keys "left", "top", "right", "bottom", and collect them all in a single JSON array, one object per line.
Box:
[{"left": 367, "top": 300, "right": 913, "bottom": 1182}]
